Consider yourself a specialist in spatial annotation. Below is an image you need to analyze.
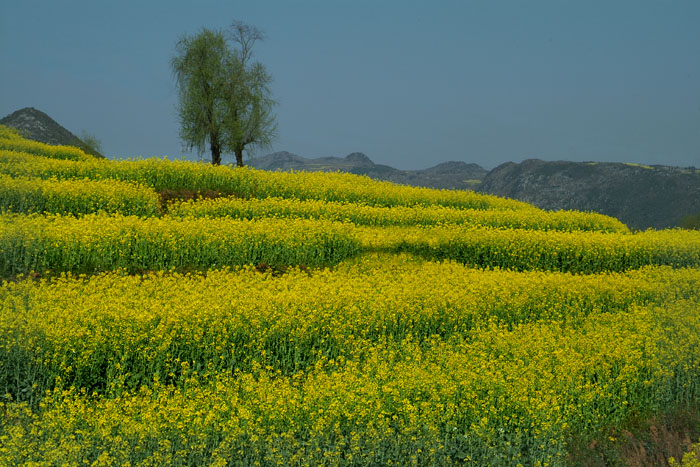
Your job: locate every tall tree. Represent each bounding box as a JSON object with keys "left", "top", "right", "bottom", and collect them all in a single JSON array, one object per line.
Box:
[{"left": 171, "top": 22, "right": 276, "bottom": 166}]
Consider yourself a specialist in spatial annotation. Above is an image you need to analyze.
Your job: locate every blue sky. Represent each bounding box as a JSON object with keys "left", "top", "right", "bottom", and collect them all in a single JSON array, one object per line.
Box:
[{"left": 1, "top": 0, "right": 699, "bottom": 169}]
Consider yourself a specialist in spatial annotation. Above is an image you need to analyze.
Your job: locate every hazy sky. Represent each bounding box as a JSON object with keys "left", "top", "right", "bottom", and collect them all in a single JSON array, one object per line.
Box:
[{"left": 2, "top": 0, "right": 699, "bottom": 169}]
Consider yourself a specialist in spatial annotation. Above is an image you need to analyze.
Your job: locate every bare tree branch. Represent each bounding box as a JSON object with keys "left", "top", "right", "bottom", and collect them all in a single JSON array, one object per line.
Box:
[{"left": 228, "top": 20, "right": 265, "bottom": 66}]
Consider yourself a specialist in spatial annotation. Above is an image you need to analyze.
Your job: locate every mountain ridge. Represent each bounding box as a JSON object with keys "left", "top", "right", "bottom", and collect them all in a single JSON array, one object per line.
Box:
[{"left": 249, "top": 151, "right": 487, "bottom": 190}]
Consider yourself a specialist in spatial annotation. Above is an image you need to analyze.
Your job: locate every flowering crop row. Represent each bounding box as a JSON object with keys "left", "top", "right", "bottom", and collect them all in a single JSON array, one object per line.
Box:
[
  {"left": 377, "top": 223, "right": 700, "bottom": 273},
  {"left": 0, "top": 149, "right": 530, "bottom": 211},
  {"left": 0, "top": 174, "right": 160, "bottom": 217},
  {"left": 0, "top": 213, "right": 359, "bottom": 277},
  {"left": 0, "top": 130, "right": 95, "bottom": 162},
  {"left": 0, "top": 126, "right": 22, "bottom": 140},
  {"left": 2, "top": 254, "right": 698, "bottom": 404},
  {"left": 670, "top": 441, "right": 700, "bottom": 466},
  {"left": 1, "top": 213, "right": 698, "bottom": 277},
  {"left": 169, "top": 195, "right": 628, "bottom": 233},
  {"left": 1, "top": 291, "right": 699, "bottom": 465}
]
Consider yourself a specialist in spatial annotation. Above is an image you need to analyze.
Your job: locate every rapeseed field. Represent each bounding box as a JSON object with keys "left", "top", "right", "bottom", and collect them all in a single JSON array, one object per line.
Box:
[{"left": 1, "top": 125, "right": 699, "bottom": 465}]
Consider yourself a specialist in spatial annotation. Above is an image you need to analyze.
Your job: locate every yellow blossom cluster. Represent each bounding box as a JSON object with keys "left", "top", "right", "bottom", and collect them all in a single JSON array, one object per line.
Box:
[
  {"left": 0, "top": 126, "right": 22, "bottom": 140},
  {"left": 0, "top": 213, "right": 360, "bottom": 276},
  {"left": 0, "top": 129, "right": 95, "bottom": 162},
  {"left": 169, "top": 195, "right": 629, "bottom": 233},
  {"left": 2, "top": 212, "right": 698, "bottom": 277},
  {"left": 670, "top": 440, "right": 700, "bottom": 466},
  {"left": 1, "top": 253, "right": 698, "bottom": 400},
  {"left": 1, "top": 277, "right": 699, "bottom": 464},
  {"left": 0, "top": 174, "right": 160, "bottom": 216},
  {"left": 372, "top": 223, "right": 700, "bottom": 272}
]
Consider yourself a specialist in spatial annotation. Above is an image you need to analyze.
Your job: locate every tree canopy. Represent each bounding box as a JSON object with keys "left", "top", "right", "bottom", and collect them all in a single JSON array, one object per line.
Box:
[{"left": 171, "top": 21, "right": 276, "bottom": 166}]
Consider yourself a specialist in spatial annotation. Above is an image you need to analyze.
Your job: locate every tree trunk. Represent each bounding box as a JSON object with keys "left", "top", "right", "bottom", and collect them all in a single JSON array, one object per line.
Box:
[
  {"left": 235, "top": 148, "right": 244, "bottom": 167},
  {"left": 210, "top": 136, "right": 222, "bottom": 165}
]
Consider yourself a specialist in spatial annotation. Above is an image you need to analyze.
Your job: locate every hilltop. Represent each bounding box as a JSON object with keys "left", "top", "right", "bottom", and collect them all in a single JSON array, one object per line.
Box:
[{"left": 0, "top": 107, "right": 104, "bottom": 158}]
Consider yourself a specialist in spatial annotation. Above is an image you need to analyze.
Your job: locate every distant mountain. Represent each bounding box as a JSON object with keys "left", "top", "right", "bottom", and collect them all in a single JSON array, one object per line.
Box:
[
  {"left": 250, "top": 151, "right": 487, "bottom": 190},
  {"left": 0, "top": 107, "right": 104, "bottom": 158},
  {"left": 479, "top": 159, "right": 700, "bottom": 229}
]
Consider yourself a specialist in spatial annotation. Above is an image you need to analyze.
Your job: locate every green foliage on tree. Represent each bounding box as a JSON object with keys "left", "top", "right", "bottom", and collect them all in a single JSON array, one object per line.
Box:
[
  {"left": 679, "top": 211, "right": 700, "bottom": 230},
  {"left": 79, "top": 130, "right": 103, "bottom": 156},
  {"left": 171, "top": 21, "right": 276, "bottom": 166}
]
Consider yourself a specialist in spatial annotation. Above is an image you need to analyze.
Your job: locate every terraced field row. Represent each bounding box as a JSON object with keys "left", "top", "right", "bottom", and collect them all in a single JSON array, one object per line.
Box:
[{"left": 1, "top": 212, "right": 698, "bottom": 277}]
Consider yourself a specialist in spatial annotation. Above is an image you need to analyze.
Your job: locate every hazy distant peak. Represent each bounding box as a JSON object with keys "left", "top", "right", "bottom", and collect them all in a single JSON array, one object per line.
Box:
[
  {"left": 424, "top": 161, "right": 487, "bottom": 175},
  {"left": 264, "top": 151, "right": 306, "bottom": 162},
  {"left": 344, "top": 152, "right": 374, "bottom": 166}
]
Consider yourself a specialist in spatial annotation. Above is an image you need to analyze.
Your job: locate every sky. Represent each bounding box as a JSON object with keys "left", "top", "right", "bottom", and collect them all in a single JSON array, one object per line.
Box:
[{"left": 1, "top": 0, "right": 699, "bottom": 170}]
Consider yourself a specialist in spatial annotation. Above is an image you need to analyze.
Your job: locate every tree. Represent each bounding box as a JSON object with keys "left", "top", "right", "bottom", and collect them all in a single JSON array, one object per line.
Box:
[
  {"left": 79, "top": 130, "right": 103, "bottom": 156},
  {"left": 679, "top": 211, "right": 700, "bottom": 230},
  {"left": 171, "top": 21, "right": 276, "bottom": 166}
]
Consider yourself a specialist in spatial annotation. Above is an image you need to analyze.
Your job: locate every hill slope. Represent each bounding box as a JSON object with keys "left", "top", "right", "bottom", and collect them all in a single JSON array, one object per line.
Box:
[
  {"left": 479, "top": 159, "right": 700, "bottom": 229},
  {"left": 0, "top": 107, "right": 104, "bottom": 158}
]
